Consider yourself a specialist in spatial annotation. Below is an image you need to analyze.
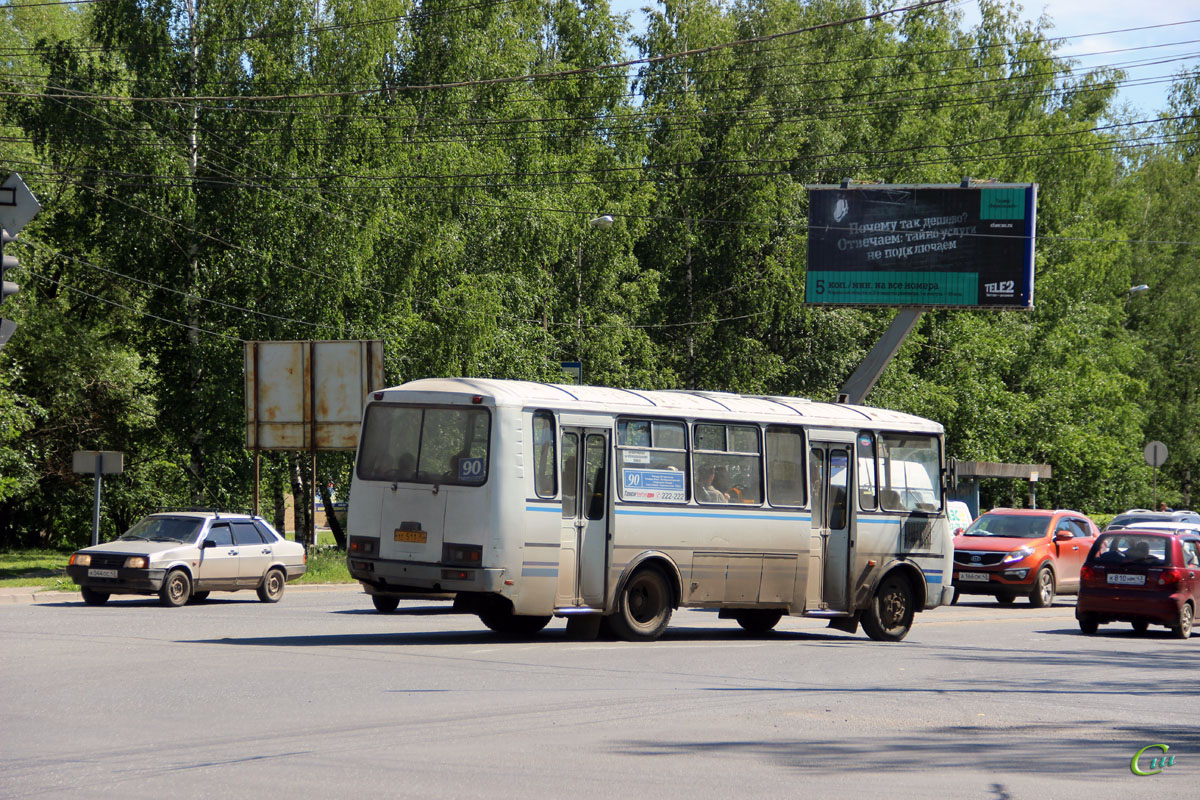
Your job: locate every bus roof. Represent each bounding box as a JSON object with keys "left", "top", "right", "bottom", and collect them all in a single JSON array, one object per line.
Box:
[{"left": 375, "top": 378, "right": 943, "bottom": 434}]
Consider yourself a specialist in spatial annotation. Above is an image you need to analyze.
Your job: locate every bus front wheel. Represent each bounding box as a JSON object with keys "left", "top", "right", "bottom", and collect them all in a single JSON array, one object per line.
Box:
[
  {"left": 609, "top": 566, "right": 673, "bottom": 641},
  {"left": 862, "top": 574, "right": 914, "bottom": 642}
]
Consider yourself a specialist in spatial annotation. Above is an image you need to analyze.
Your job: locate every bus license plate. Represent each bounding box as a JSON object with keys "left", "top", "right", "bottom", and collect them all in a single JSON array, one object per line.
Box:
[
  {"left": 394, "top": 529, "right": 427, "bottom": 544},
  {"left": 88, "top": 568, "right": 118, "bottom": 579},
  {"left": 1108, "top": 573, "right": 1145, "bottom": 585},
  {"left": 958, "top": 572, "right": 989, "bottom": 582}
]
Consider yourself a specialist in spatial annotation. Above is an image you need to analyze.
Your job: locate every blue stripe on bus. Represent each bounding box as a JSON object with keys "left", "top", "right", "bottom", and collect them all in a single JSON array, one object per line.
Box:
[
  {"left": 615, "top": 508, "right": 808, "bottom": 522},
  {"left": 521, "top": 568, "right": 558, "bottom": 577},
  {"left": 526, "top": 505, "right": 561, "bottom": 513}
]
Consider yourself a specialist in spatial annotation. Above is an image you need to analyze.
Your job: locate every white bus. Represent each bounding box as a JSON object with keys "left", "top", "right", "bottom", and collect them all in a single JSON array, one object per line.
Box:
[{"left": 346, "top": 378, "right": 953, "bottom": 641}]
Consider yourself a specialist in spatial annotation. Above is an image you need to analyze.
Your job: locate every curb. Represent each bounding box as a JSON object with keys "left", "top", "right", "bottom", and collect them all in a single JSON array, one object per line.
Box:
[{"left": 0, "top": 583, "right": 360, "bottom": 605}]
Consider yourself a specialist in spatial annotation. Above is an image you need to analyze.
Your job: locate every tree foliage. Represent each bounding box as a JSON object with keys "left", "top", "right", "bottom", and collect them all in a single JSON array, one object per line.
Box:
[{"left": 0, "top": 0, "right": 1196, "bottom": 545}]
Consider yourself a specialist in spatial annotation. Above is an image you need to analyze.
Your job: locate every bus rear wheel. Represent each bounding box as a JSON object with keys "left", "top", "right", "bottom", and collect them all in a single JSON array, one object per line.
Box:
[
  {"left": 609, "top": 566, "right": 673, "bottom": 641},
  {"left": 862, "top": 575, "right": 914, "bottom": 642},
  {"left": 477, "top": 597, "right": 551, "bottom": 637},
  {"left": 733, "top": 609, "right": 783, "bottom": 634}
]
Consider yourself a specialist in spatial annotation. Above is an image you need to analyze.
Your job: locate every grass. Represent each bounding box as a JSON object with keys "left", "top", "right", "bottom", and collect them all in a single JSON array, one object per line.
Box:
[{"left": 0, "top": 533, "right": 354, "bottom": 592}]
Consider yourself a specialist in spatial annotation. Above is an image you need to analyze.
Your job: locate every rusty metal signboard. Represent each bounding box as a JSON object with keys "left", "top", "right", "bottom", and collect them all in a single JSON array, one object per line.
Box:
[{"left": 244, "top": 340, "right": 385, "bottom": 451}]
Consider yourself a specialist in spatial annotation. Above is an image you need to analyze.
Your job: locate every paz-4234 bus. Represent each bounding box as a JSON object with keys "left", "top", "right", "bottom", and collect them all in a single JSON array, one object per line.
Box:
[{"left": 346, "top": 378, "right": 953, "bottom": 642}]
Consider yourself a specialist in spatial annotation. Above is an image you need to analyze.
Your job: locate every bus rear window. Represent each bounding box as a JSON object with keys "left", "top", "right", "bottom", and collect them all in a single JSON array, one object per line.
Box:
[{"left": 357, "top": 404, "right": 491, "bottom": 486}]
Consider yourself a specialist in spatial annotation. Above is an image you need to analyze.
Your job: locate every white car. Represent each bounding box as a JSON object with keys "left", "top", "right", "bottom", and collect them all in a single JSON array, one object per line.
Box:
[
  {"left": 946, "top": 500, "right": 973, "bottom": 535},
  {"left": 67, "top": 511, "right": 306, "bottom": 606}
]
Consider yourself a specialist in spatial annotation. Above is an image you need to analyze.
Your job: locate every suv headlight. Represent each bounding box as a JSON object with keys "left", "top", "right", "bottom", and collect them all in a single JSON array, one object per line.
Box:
[{"left": 1002, "top": 546, "right": 1034, "bottom": 564}]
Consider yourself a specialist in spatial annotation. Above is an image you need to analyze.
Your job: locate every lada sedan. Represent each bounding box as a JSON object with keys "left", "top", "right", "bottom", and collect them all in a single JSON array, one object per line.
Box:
[
  {"left": 952, "top": 508, "right": 1100, "bottom": 607},
  {"left": 1076, "top": 528, "right": 1200, "bottom": 638},
  {"left": 66, "top": 511, "right": 306, "bottom": 607}
]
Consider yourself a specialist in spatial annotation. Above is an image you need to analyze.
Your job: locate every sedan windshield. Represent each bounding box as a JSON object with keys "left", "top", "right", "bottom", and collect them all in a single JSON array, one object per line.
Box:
[
  {"left": 962, "top": 514, "right": 1051, "bottom": 539},
  {"left": 118, "top": 517, "right": 203, "bottom": 543}
]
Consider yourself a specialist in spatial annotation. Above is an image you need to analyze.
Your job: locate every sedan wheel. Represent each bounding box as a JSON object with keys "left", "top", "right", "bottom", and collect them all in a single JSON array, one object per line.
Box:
[
  {"left": 256, "top": 568, "right": 286, "bottom": 603},
  {"left": 80, "top": 587, "right": 109, "bottom": 606},
  {"left": 158, "top": 569, "right": 191, "bottom": 607},
  {"left": 1172, "top": 603, "right": 1194, "bottom": 640}
]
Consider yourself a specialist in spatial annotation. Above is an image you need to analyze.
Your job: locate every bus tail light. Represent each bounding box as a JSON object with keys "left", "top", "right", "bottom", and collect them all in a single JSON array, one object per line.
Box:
[
  {"left": 348, "top": 537, "right": 377, "bottom": 555},
  {"left": 443, "top": 543, "right": 482, "bottom": 566}
]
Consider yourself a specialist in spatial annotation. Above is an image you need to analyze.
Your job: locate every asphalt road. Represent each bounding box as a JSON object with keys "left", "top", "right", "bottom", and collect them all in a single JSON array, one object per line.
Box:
[{"left": 1, "top": 587, "right": 1195, "bottom": 799}]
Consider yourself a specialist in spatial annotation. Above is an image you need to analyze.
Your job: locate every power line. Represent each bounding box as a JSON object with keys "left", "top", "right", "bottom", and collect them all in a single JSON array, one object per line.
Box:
[{"left": 0, "top": 0, "right": 956, "bottom": 102}]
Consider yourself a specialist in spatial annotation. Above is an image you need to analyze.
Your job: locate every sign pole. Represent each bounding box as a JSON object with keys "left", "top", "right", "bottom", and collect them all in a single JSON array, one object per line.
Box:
[{"left": 92, "top": 454, "right": 103, "bottom": 547}]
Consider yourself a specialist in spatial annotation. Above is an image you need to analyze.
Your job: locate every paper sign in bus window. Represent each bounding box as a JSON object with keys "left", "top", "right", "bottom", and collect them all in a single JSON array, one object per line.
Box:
[{"left": 623, "top": 468, "right": 686, "bottom": 501}]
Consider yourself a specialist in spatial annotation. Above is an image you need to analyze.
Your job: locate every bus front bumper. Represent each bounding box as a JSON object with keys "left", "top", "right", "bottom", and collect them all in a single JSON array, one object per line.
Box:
[{"left": 348, "top": 556, "right": 505, "bottom": 595}]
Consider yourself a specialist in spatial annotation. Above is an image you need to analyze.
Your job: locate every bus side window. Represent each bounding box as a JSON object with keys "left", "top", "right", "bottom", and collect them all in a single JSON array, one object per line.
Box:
[
  {"left": 765, "top": 425, "right": 805, "bottom": 507},
  {"left": 857, "top": 432, "right": 877, "bottom": 511},
  {"left": 533, "top": 411, "right": 557, "bottom": 498}
]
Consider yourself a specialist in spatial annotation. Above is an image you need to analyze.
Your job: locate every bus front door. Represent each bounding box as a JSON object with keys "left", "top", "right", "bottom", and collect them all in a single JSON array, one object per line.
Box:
[
  {"left": 556, "top": 428, "right": 610, "bottom": 610},
  {"left": 809, "top": 442, "right": 852, "bottom": 611}
]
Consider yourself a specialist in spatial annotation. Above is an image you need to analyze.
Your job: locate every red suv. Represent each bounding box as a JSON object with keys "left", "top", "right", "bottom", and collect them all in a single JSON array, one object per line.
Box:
[{"left": 952, "top": 508, "right": 1100, "bottom": 607}]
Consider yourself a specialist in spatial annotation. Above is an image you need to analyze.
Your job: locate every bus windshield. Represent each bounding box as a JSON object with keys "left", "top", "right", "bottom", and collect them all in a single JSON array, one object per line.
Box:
[{"left": 357, "top": 404, "right": 491, "bottom": 486}]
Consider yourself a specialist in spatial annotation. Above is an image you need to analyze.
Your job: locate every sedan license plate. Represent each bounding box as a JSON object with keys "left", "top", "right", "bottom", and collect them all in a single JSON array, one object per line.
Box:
[
  {"left": 88, "top": 568, "right": 118, "bottom": 579},
  {"left": 958, "top": 572, "right": 990, "bottom": 582},
  {"left": 394, "top": 529, "right": 427, "bottom": 544},
  {"left": 1107, "top": 573, "right": 1145, "bottom": 585}
]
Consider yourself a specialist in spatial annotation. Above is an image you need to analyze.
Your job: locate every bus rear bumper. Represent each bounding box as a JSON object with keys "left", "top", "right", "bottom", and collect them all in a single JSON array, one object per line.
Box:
[{"left": 349, "top": 556, "right": 505, "bottom": 594}]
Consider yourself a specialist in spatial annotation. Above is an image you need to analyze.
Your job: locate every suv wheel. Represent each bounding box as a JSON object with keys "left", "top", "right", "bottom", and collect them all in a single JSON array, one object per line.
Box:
[{"left": 1029, "top": 567, "right": 1055, "bottom": 608}]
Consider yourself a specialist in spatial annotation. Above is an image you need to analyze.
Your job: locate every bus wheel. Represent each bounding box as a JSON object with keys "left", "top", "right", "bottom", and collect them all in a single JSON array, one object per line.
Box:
[
  {"left": 477, "top": 598, "right": 551, "bottom": 636},
  {"left": 372, "top": 595, "right": 400, "bottom": 613},
  {"left": 733, "top": 609, "right": 783, "bottom": 634},
  {"left": 610, "top": 566, "right": 673, "bottom": 641},
  {"left": 862, "top": 575, "right": 914, "bottom": 642}
]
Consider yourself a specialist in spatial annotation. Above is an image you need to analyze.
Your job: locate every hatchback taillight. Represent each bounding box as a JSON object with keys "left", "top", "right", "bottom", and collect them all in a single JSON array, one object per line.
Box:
[
  {"left": 1158, "top": 568, "right": 1183, "bottom": 587},
  {"left": 1080, "top": 565, "right": 1100, "bottom": 587}
]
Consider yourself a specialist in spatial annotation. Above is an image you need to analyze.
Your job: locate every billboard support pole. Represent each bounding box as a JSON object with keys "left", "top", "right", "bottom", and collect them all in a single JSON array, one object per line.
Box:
[{"left": 837, "top": 308, "right": 923, "bottom": 405}]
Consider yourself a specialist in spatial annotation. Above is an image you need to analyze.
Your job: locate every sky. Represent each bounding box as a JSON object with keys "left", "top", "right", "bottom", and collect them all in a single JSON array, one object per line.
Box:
[{"left": 605, "top": 0, "right": 1200, "bottom": 117}]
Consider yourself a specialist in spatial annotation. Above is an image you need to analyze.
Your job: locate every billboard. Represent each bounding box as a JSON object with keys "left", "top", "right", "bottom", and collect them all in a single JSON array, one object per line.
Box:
[
  {"left": 245, "top": 340, "right": 385, "bottom": 451},
  {"left": 805, "top": 183, "right": 1036, "bottom": 308}
]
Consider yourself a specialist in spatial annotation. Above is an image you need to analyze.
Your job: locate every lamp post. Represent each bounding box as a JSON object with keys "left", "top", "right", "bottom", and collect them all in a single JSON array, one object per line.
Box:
[{"left": 576, "top": 215, "right": 614, "bottom": 369}]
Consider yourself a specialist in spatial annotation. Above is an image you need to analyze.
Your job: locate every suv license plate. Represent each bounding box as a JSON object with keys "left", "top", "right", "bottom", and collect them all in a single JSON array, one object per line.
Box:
[
  {"left": 958, "top": 572, "right": 989, "bottom": 582},
  {"left": 1108, "top": 573, "right": 1145, "bottom": 585},
  {"left": 88, "top": 568, "right": 118, "bottom": 579}
]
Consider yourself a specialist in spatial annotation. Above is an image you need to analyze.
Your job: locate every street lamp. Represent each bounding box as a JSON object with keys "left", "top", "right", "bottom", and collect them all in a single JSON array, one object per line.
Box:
[{"left": 576, "top": 215, "right": 614, "bottom": 368}]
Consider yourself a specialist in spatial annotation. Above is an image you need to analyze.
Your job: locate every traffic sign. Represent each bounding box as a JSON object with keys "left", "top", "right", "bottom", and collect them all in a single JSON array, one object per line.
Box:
[
  {"left": 0, "top": 173, "right": 41, "bottom": 236},
  {"left": 1144, "top": 441, "right": 1168, "bottom": 468}
]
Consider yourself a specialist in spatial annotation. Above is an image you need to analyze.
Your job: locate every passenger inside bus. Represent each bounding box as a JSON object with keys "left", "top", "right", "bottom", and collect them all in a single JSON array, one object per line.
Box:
[{"left": 696, "top": 463, "right": 728, "bottom": 503}]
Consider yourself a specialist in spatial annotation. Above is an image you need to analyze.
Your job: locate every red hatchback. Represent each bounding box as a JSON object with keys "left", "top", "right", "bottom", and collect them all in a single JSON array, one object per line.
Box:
[
  {"left": 1076, "top": 529, "right": 1200, "bottom": 638},
  {"left": 952, "top": 508, "right": 1100, "bottom": 607}
]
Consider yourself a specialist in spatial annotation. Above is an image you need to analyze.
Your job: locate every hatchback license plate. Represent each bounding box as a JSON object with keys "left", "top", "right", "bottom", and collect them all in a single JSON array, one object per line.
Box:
[
  {"left": 88, "top": 568, "right": 118, "bottom": 579},
  {"left": 958, "top": 572, "right": 989, "bottom": 582},
  {"left": 394, "top": 529, "right": 427, "bottom": 544},
  {"left": 1107, "top": 573, "right": 1145, "bottom": 585}
]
